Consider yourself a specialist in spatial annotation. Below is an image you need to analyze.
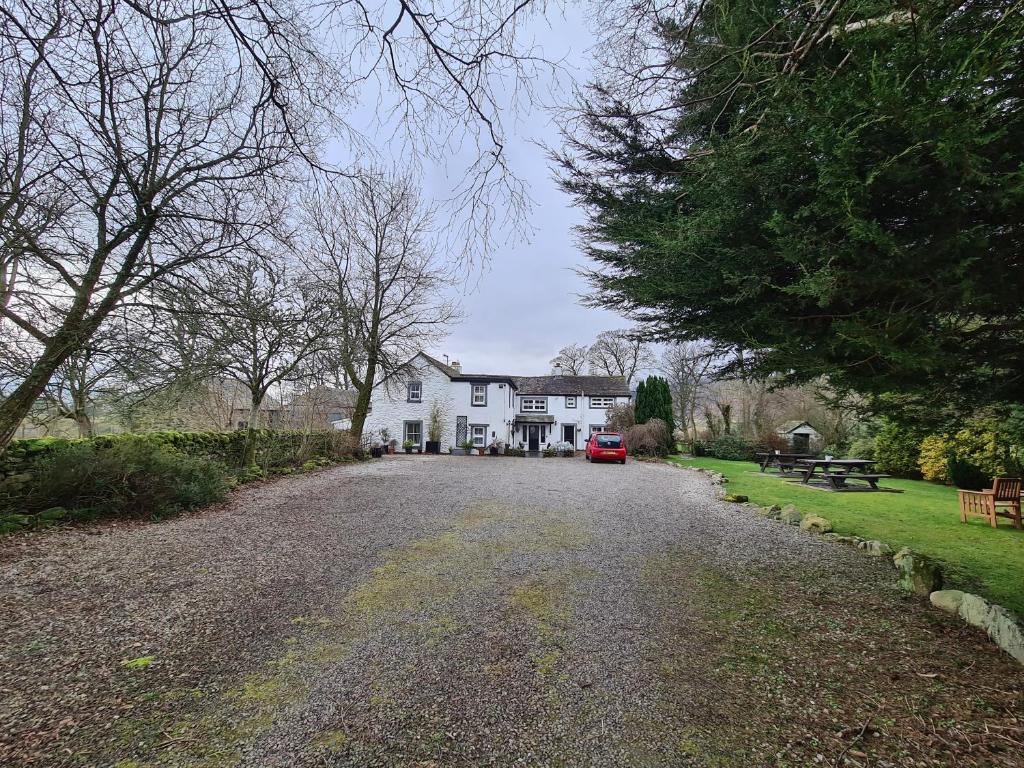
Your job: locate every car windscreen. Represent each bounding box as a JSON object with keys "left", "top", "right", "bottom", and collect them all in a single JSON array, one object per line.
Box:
[{"left": 595, "top": 435, "right": 622, "bottom": 448}]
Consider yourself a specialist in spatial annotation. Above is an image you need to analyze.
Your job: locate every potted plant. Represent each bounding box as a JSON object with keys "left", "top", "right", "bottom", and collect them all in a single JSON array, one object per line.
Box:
[
  {"left": 461, "top": 439, "right": 475, "bottom": 455},
  {"left": 379, "top": 428, "right": 391, "bottom": 454},
  {"left": 402, "top": 439, "right": 414, "bottom": 454},
  {"left": 426, "top": 401, "right": 444, "bottom": 454},
  {"left": 488, "top": 439, "right": 503, "bottom": 456}
]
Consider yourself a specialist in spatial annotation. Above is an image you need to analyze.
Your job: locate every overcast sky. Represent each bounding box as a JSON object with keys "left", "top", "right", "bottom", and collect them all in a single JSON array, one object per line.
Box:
[{"left": 335, "top": 5, "right": 634, "bottom": 377}]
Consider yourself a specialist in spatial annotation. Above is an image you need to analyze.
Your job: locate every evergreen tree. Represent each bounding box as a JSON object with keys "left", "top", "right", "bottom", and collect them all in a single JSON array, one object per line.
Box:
[
  {"left": 557, "top": 2, "right": 1024, "bottom": 418},
  {"left": 634, "top": 379, "right": 649, "bottom": 424}
]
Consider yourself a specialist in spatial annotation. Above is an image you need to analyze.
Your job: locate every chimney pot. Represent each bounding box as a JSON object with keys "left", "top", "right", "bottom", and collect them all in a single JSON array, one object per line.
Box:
[{"left": 450, "top": 360, "right": 462, "bottom": 373}]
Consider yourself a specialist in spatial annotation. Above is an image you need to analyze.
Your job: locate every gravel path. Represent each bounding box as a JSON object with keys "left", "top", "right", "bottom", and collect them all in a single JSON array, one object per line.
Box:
[{"left": 1, "top": 457, "right": 1021, "bottom": 767}]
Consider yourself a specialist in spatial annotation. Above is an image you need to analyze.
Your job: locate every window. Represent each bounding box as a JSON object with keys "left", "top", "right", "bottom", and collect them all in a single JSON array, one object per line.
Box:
[
  {"left": 596, "top": 434, "right": 622, "bottom": 448},
  {"left": 407, "top": 381, "right": 422, "bottom": 402},
  {"left": 403, "top": 420, "right": 422, "bottom": 447},
  {"left": 471, "top": 383, "right": 487, "bottom": 406},
  {"left": 565, "top": 396, "right": 577, "bottom": 409},
  {"left": 589, "top": 424, "right": 605, "bottom": 436},
  {"left": 521, "top": 397, "right": 547, "bottom": 412},
  {"left": 589, "top": 396, "right": 615, "bottom": 409},
  {"left": 471, "top": 424, "right": 488, "bottom": 447}
]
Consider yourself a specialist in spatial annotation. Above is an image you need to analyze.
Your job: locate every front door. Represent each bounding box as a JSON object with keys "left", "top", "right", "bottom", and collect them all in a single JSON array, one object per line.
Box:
[
  {"left": 561, "top": 424, "right": 575, "bottom": 446},
  {"left": 528, "top": 425, "right": 540, "bottom": 451}
]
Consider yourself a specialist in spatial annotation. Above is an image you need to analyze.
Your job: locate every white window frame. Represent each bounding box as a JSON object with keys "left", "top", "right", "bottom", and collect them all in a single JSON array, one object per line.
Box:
[
  {"left": 403, "top": 420, "right": 423, "bottom": 447},
  {"left": 589, "top": 396, "right": 615, "bottom": 409},
  {"left": 471, "top": 383, "right": 487, "bottom": 406},
  {"left": 520, "top": 397, "right": 547, "bottom": 412},
  {"left": 565, "top": 396, "right": 577, "bottom": 409},
  {"left": 407, "top": 381, "right": 422, "bottom": 403},
  {"left": 589, "top": 424, "right": 605, "bottom": 436},
  {"left": 470, "top": 424, "right": 488, "bottom": 447}
]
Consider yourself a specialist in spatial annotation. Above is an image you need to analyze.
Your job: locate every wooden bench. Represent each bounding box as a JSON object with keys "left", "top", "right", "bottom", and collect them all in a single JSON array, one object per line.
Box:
[
  {"left": 824, "top": 473, "right": 891, "bottom": 490},
  {"left": 959, "top": 477, "right": 1022, "bottom": 529}
]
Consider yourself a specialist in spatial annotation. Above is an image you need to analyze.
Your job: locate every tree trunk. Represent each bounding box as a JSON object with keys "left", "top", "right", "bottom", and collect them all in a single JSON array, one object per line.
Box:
[
  {"left": 0, "top": 336, "right": 83, "bottom": 451},
  {"left": 75, "top": 411, "right": 94, "bottom": 438},
  {"left": 348, "top": 349, "right": 378, "bottom": 442},
  {"left": 243, "top": 391, "right": 263, "bottom": 467}
]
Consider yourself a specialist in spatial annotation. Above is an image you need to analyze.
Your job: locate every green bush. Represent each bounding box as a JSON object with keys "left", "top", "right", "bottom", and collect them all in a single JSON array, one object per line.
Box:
[
  {"left": 872, "top": 420, "right": 924, "bottom": 478},
  {"left": 30, "top": 437, "right": 228, "bottom": 520},
  {"left": 705, "top": 434, "right": 757, "bottom": 461},
  {"left": 947, "top": 457, "right": 990, "bottom": 491}
]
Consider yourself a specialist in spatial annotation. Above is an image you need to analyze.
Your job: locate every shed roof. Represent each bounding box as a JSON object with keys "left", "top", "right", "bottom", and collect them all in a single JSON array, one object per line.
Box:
[{"left": 777, "top": 420, "right": 819, "bottom": 434}]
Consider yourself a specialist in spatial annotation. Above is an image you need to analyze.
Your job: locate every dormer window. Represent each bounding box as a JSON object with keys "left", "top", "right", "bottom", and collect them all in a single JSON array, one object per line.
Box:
[
  {"left": 472, "top": 383, "right": 487, "bottom": 406},
  {"left": 565, "top": 396, "right": 577, "bottom": 408},
  {"left": 407, "top": 381, "right": 422, "bottom": 402}
]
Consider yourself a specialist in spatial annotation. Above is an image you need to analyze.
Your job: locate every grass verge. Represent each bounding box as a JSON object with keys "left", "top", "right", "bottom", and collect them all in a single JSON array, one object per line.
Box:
[{"left": 667, "top": 456, "right": 1024, "bottom": 616}]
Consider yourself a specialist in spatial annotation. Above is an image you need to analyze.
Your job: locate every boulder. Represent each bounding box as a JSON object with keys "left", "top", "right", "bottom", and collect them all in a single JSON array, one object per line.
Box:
[
  {"left": 723, "top": 494, "right": 749, "bottom": 503},
  {"left": 778, "top": 506, "right": 802, "bottom": 525},
  {"left": 958, "top": 593, "right": 993, "bottom": 628},
  {"left": 929, "top": 589, "right": 965, "bottom": 614},
  {"left": 893, "top": 548, "right": 942, "bottom": 596},
  {"left": 936, "top": 591, "right": 1024, "bottom": 666},
  {"left": 799, "top": 515, "right": 833, "bottom": 534},
  {"left": 821, "top": 532, "right": 841, "bottom": 542},
  {"left": 986, "top": 605, "right": 1024, "bottom": 665},
  {"left": 857, "top": 539, "right": 893, "bottom": 557},
  {"left": 757, "top": 505, "right": 782, "bottom": 520}
]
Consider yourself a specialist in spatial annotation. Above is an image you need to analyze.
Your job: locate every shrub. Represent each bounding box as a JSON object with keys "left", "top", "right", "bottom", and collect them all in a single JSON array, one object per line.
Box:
[
  {"left": 705, "top": 434, "right": 757, "bottom": 461},
  {"left": 625, "top": 418, "right": 670, "bottom": 456},
  {"left": 872, "top": 420, "right": 924, "bottom": 477},
  {"left": 758, "top": 431, "right": 789, "bottom": 453},
  {"left": 846, "top": 435, "right": 876, "bottom": 461},
  {"left": 29, "top": 437, "right": 228, "bottom": 520},
  {"left": 948, "top": 457, "right": 990, "bottom": 491},
  {"left": 917, "top": 435, "right": 951, "bottom": 481},
  {"left": 917, "top": 423, "right": 1006, "bottom": 484},
  {"left": 605, "top": 403, "right": 635, "bottom": 433}
]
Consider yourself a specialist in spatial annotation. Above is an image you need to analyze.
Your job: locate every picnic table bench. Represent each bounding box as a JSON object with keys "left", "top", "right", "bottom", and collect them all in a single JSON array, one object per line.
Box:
[
  {"left": 795, "top": 458, "right": 891, "bottom": 491},
  {"left": 755, "top": 452, "right": 814, "bottom": 473}
]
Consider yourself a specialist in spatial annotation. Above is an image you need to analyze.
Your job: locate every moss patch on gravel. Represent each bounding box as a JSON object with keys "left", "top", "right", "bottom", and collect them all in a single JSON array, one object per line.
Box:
[{"left": 645, "top": 549, "right": 1023, "bottom": 767}]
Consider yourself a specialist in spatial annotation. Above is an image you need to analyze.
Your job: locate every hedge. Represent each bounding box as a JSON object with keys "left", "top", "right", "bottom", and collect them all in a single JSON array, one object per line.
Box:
[{"left": 0, "top": 429, "right": 362, "bottom": 533}]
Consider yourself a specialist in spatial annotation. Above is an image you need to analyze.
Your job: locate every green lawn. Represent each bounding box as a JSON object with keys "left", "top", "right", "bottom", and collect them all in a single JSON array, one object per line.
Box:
[{"left": 668, "top": 457, "right": 1024, "bottom": 616}]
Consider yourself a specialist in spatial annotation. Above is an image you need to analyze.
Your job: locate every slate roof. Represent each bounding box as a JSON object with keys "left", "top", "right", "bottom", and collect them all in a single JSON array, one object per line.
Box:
[
  {"left": 416, "top": 353, "right": 631, "bottom": 396},
  {"left": 777, "top": 420, "right": 818, "bottom": 434},
  {"left": 511, "top": 375, "right": 631, "bottom": 397}
]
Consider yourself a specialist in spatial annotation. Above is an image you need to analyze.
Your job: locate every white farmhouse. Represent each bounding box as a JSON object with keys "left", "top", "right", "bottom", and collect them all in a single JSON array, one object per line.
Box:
[{"left": 363, "top": 353, "right": 632, "bottom": 452}]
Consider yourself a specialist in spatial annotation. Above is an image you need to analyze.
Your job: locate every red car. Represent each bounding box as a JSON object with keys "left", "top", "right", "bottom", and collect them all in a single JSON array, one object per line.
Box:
[{"left": 585, "top": 431, "right": 627, "bottom": 464}]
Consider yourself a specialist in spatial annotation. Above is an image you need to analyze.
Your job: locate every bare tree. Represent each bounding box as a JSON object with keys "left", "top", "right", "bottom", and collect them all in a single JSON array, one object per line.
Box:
[
  {"left": 588, "top": 330, "right": 655, "bottom": 385},
  {"left": 0, "top": 0, "right": 331, "bottom": 449},
  {"left": 550, "top": 344, "right": 590, "bottom": 375},
  {"left": 0, "top": 0, "right": 550, "bottom": 451},
  {"left": 302, "top": 171, "right": 459, "bottom": 439},
  {"left": 184, "top": 256, "right": 332, "bottom": 464},
  {"left": 661, "top": 341, "right": 717, "bottom": 440}
]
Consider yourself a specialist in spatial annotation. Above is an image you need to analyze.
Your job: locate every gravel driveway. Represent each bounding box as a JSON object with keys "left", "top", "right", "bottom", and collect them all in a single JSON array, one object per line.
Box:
[{"left": 1, "top": 457, "right": 1021, "bottom": 767}]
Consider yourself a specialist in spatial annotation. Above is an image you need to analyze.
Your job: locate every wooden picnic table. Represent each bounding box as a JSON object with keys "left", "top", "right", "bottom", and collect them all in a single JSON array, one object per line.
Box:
[
  {"left": 755, "top": 452, "right": 814, "bottom": 472},
  {"left": 795, "top": 458, "right": 890, "bottom": 490}
]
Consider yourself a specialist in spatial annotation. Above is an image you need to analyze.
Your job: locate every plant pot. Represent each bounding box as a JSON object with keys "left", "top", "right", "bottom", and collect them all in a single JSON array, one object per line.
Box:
[
  {"left": 451, "top": 448, "right": 465, "bottom": 456},
  {"left": 425, "top": 441, "right": 441, "bottom": 454},
  {"left": 404, "top": 448, "right": 412, "bottom": 454},
  {"left": 489, "top": 447, "right": 499, "bottom": 456}
]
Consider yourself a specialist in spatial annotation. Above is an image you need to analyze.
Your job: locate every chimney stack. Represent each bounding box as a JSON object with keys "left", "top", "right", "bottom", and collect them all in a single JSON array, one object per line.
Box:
[
  {"left": 554, "top": 362, "right": 563, "bottom": 376},
  {"left": 450, "top": 360, "right": 462, "bottom": 373}
]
